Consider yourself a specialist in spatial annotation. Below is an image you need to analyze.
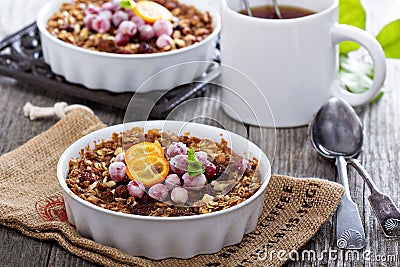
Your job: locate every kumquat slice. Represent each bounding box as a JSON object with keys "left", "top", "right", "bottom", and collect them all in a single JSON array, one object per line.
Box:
[
  {"left": 125, "top": 153, "right": 169, "bottom": 187},
  {"left": 133, "top": 0, "right": 173, "bottom": 23},
  {"left": 124, "top": 141, "right": 164, "bottom": 162}
]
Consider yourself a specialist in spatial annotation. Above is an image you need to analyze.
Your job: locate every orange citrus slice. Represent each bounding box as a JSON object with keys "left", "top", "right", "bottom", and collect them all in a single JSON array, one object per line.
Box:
[
  {"left": 133, "top": 0, "right": 172, "bottom": 23},
  {"left": 126, "top": 154, "right": 169, "bottom": 187},
  {"left": 125, "top": 141, "right": 164, "bottom": 162}
]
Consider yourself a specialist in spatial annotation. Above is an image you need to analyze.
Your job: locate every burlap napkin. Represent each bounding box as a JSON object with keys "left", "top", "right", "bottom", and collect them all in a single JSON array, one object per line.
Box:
[{"left": 0, "top": 109, "right": 344, "bottom": 267}]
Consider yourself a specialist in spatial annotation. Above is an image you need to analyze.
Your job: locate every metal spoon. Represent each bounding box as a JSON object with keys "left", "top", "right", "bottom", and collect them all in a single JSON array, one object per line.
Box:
[
  {"left": 272, "top": 0, "right": 283, "bottom": 19},
  {"left": 310, "top": 98, "right": 400, "bottom": 243},
  {"left": 349, "top": 159, "right": 400, "bottom": 237},
  {"left": 242, "top": 0, "right": 253, "bottom": 16},
  {"left": 242, "top": 0, "right": 283, "bottom": 19},
  {"left": 310, "top": 97, "right": 366, "bottom": 249}
]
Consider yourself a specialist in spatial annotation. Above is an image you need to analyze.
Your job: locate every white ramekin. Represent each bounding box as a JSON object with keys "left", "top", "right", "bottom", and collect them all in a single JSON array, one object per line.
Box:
[
  {"left": 37, "top": 0, "right": 221, "bottom": 93},
  {"left": 57, "top": 120, "right": 271, "bottom": 259}
]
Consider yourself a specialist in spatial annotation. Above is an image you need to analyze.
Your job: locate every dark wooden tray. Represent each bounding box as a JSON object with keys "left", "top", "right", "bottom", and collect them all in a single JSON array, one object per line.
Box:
[{"left": 0, "top": 22, "right": 220, "bottom": 118}]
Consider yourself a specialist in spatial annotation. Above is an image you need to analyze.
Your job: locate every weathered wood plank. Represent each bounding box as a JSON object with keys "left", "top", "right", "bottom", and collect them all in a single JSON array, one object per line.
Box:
[
  {"left": 48, "top": 244, "right": 99, "bottom": 267},
  {"left": 0, "top": 226, "right": 51, "bottom": 267}
]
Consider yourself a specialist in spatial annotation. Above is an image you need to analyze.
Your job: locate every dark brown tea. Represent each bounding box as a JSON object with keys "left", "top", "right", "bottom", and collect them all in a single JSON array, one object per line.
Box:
[{"left": 239, "top": 5, "right": 315, "bottom": 19}]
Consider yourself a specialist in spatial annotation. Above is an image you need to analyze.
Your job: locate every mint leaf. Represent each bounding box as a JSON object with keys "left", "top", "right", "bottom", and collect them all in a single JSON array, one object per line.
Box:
[
  {"left": 376, "top": 19, "right": 400, "bottom": 59},
  {"left": 338, "top": 55, "right": 384, "bottom": 101},
  {"left": 187, "top": 148, "right": 205, "bottom": 177},
  {"left": 120, "top": 0, "right": 134, "bottom": 9},
  {"left": 339, "top": 0, "right": 366, "bottom": 54}
]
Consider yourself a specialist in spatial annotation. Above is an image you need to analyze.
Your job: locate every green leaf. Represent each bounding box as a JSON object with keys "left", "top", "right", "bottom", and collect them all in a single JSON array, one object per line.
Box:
[
  {"left": 338, "top": 55, "right": 373, "bottom": 93},
  {"left": 187, "top": 148, "right": 205, "bottom": 177},
  {"left": 370, "top": 91, "right": 384, "bottom": 103},
  {"left": 338, "top": 55, "right": 384, "bottom": 101},
  {"left": 339, "top": 0, "right": 366, "bottom": 54},
  {"left": 120, "top": 0, "right": 134, "bottom": 9},
  {"left": 376, "top": 19, "right": 400, "bottom": 59}
]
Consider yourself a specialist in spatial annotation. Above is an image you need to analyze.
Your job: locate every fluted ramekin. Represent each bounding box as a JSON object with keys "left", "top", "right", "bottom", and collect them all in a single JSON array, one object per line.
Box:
[
  {"left": 37, "top": 0, "right": 220, "bottom": 93},
  {"left": 57, "top": 120, "right": 271, "bottom": 259}
]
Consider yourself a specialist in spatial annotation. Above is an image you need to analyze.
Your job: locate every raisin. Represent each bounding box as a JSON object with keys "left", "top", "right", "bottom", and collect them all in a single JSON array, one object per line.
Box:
[
  {"left": 139, "top": 194, "right": 154, "bottom": 204},
  {"left": 137, "top": 43, "right": 153, "bottom": 54},
  {"left": 115, "top": 185, "right": 130, "bottom": 198},
  {"left": 101, "top": 191, "right": 114, "bottom": 202},
  {"left": 130, "top": 203, "right": 155, "bottom": 216},
  {"left": 60, "top": 24, "right": 74, "bottom": 32},
  {"left": 97, "top": 39, "right": 116, "bottom": 53},
  {"left": 81, "top": 172, "right": 96, "bottom": 183},
  {"left": 215, "top": 164, "right": 226, "bottom": 176},
  {"left": 97, "top": 183, "right": 108, "bottom": 192}
]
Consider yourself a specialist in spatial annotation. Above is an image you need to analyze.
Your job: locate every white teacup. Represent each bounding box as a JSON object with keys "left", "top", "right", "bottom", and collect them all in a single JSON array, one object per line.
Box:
[{"left": 220, "top": 0, "right": 386, "bottom": 127}]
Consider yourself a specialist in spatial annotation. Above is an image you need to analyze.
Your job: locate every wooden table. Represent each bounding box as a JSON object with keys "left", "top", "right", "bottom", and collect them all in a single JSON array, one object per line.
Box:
[{"left": 1, "top": 0, "right": 399, "bottom": 266}]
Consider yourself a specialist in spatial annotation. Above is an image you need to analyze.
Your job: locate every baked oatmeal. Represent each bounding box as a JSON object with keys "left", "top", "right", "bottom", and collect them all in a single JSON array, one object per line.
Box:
[
  {"left": 46, "top": 0, "right": 214, "bottom": 54},
  {"left": 66, "top": 127, "right": 262, "bottom": 217}
]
